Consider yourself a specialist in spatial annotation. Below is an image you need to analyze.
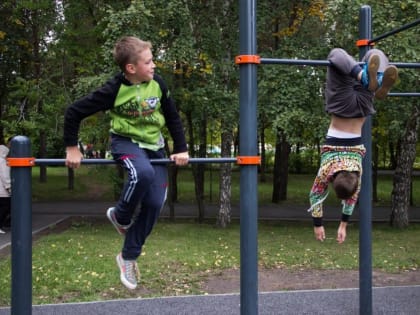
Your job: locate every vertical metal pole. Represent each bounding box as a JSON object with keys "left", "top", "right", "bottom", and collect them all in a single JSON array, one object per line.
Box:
[
  {"left": 10, "top": 136, "right": 33, "bottom": 315},
  {"left": 358, "top": 6, "right": 373, "bottom": 315},
  {"left": 238, "top": 0, "right": 258, "bottom": 314}
]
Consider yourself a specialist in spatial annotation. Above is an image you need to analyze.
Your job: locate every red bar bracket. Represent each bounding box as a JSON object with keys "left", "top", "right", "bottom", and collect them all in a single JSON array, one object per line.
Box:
[
  {"left": 356, "top": 39, "right": 374, "bottom": 47},
  {"left": 235, "top": 55, "right": 261, "bottom": 65},
  {"left": 236, "top": 156, "right": 261, "bottom": 165},
  {"left": 7, "top": 157, "right": 36, "bottom": 167}
]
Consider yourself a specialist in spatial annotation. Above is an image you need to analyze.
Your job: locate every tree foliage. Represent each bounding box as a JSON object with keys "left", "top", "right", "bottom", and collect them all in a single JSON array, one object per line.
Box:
[{"left": 0, "top": 0, "right": 418, "bottom": 227}]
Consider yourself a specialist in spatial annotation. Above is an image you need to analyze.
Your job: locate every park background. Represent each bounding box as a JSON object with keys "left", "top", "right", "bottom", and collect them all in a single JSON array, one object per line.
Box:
[
  {"left": 1, "top": 0, "right": 418, "bottom": 228},
  {"left": 0, "top": 0, "right": 419, "bottom": 309},
  {"left": 0, "top": 0, "right": 420, "bottom": 228}
]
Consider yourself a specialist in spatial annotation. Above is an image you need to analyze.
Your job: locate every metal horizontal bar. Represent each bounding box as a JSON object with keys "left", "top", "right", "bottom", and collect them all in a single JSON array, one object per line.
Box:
[
  {"left": 388, "top": 92, "right": 420, "bottom": 97},
  {"left": 260, "top": 58, "right": 420, "bottom": 69},
  {"left": 390, "top": 62, "right": 420, "bottom": 69},
  {"left": 369, "top": 18, "right": 420, "bottom": 44},
  {"left": 260, "top": 58, "right": 331, "bottom": 66},
  {"left": 34, "top": 157, "right": 238, "bottom": 166}
]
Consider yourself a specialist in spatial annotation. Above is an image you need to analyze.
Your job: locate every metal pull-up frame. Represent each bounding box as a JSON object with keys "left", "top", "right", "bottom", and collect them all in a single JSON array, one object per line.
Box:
[
  {"left": 6, "top": 3, "right": 419, "bottom": 315},
  {"left": 236, "top": 3, "right": 418, "bottom": 315}
]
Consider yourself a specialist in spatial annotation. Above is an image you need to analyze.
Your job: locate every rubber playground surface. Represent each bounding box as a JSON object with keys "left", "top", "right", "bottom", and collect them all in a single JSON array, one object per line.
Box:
[{"left": 1, "top": 285, "right": 420, "bottom": 314}]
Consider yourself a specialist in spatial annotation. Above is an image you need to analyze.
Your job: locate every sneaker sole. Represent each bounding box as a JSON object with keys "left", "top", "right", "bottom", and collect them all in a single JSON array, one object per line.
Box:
[
  {"left": 106, "top": 208, "right": 125, "bottom": 235},
  {"left": 116, "top": 254, "right": 137, "bottom": 290},
  {"left": 375, "top": 66, "right": 398, "bottom": 100},
  {"left": 367, "top": 54, "right": 380, "bottom": 92}
]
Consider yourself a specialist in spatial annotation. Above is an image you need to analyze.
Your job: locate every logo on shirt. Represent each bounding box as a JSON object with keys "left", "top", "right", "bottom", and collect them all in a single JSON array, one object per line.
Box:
[
  {"left": 115, "top": 96, "right": 160, "bottom": 120},
  {"left": 140, "top": 97, "right": 159, "bottom": 117}
]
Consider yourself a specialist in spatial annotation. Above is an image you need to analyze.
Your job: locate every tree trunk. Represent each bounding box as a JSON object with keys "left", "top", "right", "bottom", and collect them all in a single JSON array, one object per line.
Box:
[
  {"left": 192, "top": 163, "right": 205, "bottom": 222},
  {"left": 165, "top": 138, "right": 177, "bottom": 221},
  {"left": 167, "top": 164, "right": 176, "bottom": 221},
  {"left": 272, "top": 130, "right": 290, "bottom": 202},
  {"left": 279, "top": 136, "right": 290, "bottom": 200},
  {"left": 193, "top": 116, "right": 207, "bottom": 223},
  {"left": 169, "top": 161, "right": 178, "bottom": 203},
  {"left": 113, "top": 164, "right": 124, "bottom": 201},
  {"left": 272, "top": 135, "right": 282, "bottom": 203},
  {"left": 372, "top": 138, "right": 379, "bottom": 202},
  {"left": 67, "top": 168, "right": 74, "bottom": 190},
  {"left": 390, "top": 106, "right": 419, "bottom": 228},
  {"left": 185, "top": 110, "right": 199, "bottom": 220},
  {"left": 39, "top": 130, "right": 47, "bottom": 183},
  {"left": 32, "top": 18, "right": 48, "bottom": 183},
  {"left": 259, "top": 124, "right": 267, "bottom": 182},
  {"left": 217, "top": 130, "right": 233, "bottom": 228},
  {"left": 185, "top": 109, "right": 207, "bottom": 222}
]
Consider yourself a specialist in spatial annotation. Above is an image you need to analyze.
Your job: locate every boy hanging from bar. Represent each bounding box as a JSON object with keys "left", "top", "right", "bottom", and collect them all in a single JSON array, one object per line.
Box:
[{"left": 308, "top": 48, "right": 398, "bottom": 243}]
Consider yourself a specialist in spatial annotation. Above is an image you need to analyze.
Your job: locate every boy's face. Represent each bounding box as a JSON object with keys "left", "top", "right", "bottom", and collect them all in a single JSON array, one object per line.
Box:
[{"left": 127, "top": 48, "right": 155, "bottom": 83}]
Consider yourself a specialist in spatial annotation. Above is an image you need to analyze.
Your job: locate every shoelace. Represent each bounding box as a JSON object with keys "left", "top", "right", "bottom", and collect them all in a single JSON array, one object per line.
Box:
[{"left": 124, "top": 260, "right": 140, "bottom": 282}]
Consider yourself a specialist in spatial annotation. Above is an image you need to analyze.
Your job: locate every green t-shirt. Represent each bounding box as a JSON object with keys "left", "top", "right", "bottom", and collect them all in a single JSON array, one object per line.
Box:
[{"left": 109, "top": 79, "right": 166, "bottom": 151}]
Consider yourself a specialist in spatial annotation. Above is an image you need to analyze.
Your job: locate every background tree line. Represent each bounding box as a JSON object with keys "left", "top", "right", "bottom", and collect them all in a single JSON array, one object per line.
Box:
[{"left": 0, "top": 0, "right": 418, "bottom": 228}]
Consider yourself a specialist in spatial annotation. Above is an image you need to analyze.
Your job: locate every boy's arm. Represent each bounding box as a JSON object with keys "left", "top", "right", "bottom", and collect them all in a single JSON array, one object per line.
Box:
[
  {"left": 336, "top": 178, "right": 361, "bottom": 243},
  {"left": 314, "top": 226, "right": 326, "bottom": 242},
  {"left": 65, "top": 146, "right": 84, "bottom": 169},
  {"left": 308, "top": 176, "right": 329, "bottom": 227},
  {"left": 63, "top": 77, "right": 119, "bottom": 169},
  {"left": 63, "top": 77, "right": 118, "bottom": 147},
  {"left": 336, "top": 221, "right": 347, "bottom": 244},
  {"left": 169, "top": 151, "right": 189, "bottom": 166},
  {"left": 309, "top": 176, "right": 329, "bottom": 242}
]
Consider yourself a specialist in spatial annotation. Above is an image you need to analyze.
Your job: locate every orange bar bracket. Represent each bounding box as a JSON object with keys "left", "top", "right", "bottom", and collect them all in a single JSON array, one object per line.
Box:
[
  {"left": 235, "top": 55, "right": 261, "bottom": 65},
  {"left": 356, "top": 39, "right": 374, "bottom": 47},
  {"left": 7, "top": 157, "right": 36, "bottom": 167},
  {"left": 236, "top": 156, "right": 261, "bottom": 165}
]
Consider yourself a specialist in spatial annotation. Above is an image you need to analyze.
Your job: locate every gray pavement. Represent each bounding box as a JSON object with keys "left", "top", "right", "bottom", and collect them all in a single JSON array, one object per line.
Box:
[
  {"left": 0, "top": 214, "right": 69, "bottom": 252},
  {"left": 1, "top": 286, "right": 419, "bottom": 314},
  {"left": 1, "top": 202, "right": 420, "bottom": 314}
]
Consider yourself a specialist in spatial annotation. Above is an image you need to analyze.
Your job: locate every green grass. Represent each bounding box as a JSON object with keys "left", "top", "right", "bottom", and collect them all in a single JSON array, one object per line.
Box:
[
  {"left": 1, "top": 166, "right": 415, "bottom": 306},
  {"left": 31, "top": 166, "right": 116, "bottom": 202},
  {"left": 0, "top": 219, "right": 419, "bottom": 306}
]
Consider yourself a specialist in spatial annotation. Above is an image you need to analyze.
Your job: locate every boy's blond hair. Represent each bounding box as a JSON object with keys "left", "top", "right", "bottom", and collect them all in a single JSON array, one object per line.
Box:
[{"left": 113, "top": 36, "right": 152, "bottom": 71}]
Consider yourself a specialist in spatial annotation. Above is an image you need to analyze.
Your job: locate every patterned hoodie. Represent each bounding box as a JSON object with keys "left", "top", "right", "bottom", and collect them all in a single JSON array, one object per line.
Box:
[{"left": 308, "top": 139, "right": 365, "bottom": 226}]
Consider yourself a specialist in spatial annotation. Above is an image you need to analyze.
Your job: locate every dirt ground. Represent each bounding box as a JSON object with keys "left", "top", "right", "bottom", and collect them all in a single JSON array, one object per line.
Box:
[{"left": 200, "top": 268, "right": 420, "bottom": 294}]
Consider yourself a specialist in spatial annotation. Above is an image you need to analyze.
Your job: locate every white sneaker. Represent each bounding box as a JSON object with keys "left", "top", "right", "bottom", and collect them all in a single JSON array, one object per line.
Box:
[
  {"left": 116, "top": 253, "right": 139, "bottom": 290},
  {"left": 0, "top": 229, "right": 6, "bottom": 234},
  {"left": 106, "top": 207, "right": 133, "bottom": 235}
]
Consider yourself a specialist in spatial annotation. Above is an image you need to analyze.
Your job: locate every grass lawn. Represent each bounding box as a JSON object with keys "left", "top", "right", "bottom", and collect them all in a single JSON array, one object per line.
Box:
[
  {"left": 0, "top": 165, "right": 417, "bottom": 306},
  {"left": 0, "top": 219, "right": 419, "bottom": 306}
]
